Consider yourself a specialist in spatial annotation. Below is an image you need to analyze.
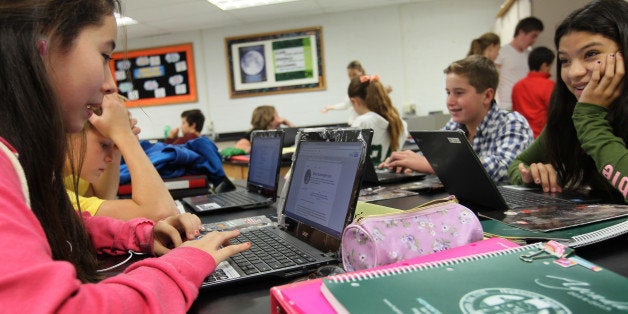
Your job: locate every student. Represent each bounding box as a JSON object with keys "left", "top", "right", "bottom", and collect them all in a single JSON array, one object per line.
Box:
[
  {"left": 321, "top": 60, "right": 392, "bottom": 124},
  {"left": 235, "top": 105, "right": 295, "bottom": 153},
  {"left": 380, "top": 55, "right": 533, "bottom": 182},
  {"left": 0, "top": 1, "right": 248, "bottom": 311},
  {"left": 65, "top": 94, "right": 180, "bottom": 221},
  {"left": 165, "top": 108, "right": 205, "bottom": 145},
  {"left": 348, "top": 75, "right": 408, "bottom": 164},
  {"left": 509, "top": 0, "right": 627, "bottom": 203},
  {"left": 466, "top": 32, "right": 501, "bottom": 62},
  {"left": 495, "top": 17, "right": 544, "bottom": 110},
  {"left": 512, "top": 46, "right": 556, "bottom": 137}
]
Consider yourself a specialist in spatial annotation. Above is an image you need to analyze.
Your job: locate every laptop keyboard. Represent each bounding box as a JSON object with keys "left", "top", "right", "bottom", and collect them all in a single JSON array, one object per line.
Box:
[
  {"left": 209, "top": 191, "right": 266, "bottom": 207},
  {"left": 498, "top": 186, "right": 575, "bottom": 209},
  {"left": 204, "top": 228, "right": 317, "bottom": 283}
]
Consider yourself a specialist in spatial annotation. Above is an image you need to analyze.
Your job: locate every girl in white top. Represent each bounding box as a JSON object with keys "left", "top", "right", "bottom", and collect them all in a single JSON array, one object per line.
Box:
[{"left": 348, "top": 75, "right": 408, "bottom": 164}]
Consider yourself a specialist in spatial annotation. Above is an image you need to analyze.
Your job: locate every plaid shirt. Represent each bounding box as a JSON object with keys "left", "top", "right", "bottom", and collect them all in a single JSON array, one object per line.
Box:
[{"left": 443, "top": 101, "right": 533, "bottom": 182}]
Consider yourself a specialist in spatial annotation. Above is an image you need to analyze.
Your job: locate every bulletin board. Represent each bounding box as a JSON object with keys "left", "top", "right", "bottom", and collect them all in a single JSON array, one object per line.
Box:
[
  {"left": 225, "top": 27, "right": 325, "bottom": 98},
  {"left": 109, "top": 43, "right": 197, "bottom": 107}
]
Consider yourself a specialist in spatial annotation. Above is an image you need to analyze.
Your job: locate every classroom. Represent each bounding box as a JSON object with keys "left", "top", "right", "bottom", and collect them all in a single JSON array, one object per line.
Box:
[{"left": 122, "top": 0, "right": 589, "bottom": 140}]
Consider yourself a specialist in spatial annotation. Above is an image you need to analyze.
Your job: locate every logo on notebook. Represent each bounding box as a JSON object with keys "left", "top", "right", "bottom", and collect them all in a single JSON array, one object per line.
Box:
[
  {"left": 447, "top": 137, "right": 461, "bottom": 144},
  {"left": 460, "top": 288, "right": 568, "bottom": 313}
]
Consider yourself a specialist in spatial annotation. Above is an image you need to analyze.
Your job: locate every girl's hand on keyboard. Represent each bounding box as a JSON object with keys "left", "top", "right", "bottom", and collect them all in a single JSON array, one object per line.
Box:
[
  {"left": 153, "top": 212, "right": 202, "bottom": 256},
  {"left": 182, "top": 230, "right": 251, "bottom": 265},
  {"left": 518, "top": 162, "right": 563, "bottom": 193}
]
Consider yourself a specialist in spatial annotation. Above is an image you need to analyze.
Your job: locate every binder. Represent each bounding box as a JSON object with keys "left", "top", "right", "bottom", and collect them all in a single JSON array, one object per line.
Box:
[
  {"left": 320, "top": 242, "right": 628, "bottom": 314},
  {"left": 117, "top": 175, "right": 208, "bottom": 195},
  {"left": 269, "top": 237, "right": 519, "bottom": 314},
  {"left": 482, "top": 216, "right": 628, "bottom": 247}
]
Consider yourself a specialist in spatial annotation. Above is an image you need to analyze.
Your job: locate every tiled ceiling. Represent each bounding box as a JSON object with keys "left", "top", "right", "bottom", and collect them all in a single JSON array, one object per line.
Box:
[{"left": 121, "top": 0, "right": 430, "bottom": 38}]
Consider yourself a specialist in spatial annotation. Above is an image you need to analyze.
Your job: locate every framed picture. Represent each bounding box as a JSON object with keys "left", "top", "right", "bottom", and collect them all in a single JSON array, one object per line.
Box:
[
  {"left": 109, "top": 43, "right": 197, "bottom": 107},
  {"left": 225, "top": 27, "right": 325, "bottom": 98}
]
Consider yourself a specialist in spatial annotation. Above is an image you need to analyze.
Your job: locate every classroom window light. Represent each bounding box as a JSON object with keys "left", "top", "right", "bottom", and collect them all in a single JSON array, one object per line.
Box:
[
  {"left": 115, "top": 13, "right": 138, "bottom": 26},
  {"left": 207, "top": 0, "right": 301, "bottom": 11}
]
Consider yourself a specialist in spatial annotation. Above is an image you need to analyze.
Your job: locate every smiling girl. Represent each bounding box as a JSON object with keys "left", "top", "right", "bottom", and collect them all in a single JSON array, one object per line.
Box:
[{"left": 508, "top": 0, "right": 627, "bottom": 202}]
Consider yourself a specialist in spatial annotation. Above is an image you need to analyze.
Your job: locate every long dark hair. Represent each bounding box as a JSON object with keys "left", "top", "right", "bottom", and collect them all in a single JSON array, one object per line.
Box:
[
  {"left": 0, "top": 0, "right": 120, "bottom": 283},
  {"left": 348, "top": 76, "right": 404, "bottom": 152},
  {"left": 545, "top": 0, "right": 628, "bottom": 200}
]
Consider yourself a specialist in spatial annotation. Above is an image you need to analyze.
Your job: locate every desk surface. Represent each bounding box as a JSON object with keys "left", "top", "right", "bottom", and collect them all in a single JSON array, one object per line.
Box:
[{"left": 187, "top": 188, "right": 628, "bottom": 314}]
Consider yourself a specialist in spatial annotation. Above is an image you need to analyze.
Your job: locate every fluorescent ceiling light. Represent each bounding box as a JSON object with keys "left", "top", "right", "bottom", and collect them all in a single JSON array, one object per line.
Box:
[
  {"left": 115, "top": 13, "right": 138, "bottom": 26},
  {"left": 207, "top": 0, "right": 301, "bottom": 11}
]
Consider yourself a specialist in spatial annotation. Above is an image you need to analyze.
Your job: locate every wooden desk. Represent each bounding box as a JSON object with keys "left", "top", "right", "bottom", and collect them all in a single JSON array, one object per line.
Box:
[
  {"left": 222, "top": 161, "right": 291, "bottom": 180},
  {"left": 187, "top": 190, "right": 628, "bottom": 313}
]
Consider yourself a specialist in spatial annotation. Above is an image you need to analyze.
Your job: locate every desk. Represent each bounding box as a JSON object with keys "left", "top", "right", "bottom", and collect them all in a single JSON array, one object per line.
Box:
[{"left": 187, "top": 189, "right": 628, "bottom": 313}]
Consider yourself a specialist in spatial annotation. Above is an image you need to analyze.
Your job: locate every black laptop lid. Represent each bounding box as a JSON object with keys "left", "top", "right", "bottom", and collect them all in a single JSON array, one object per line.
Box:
[
  {"left": 282, "top": 128, "right": 371, "bottom": 239},
  {"left": 280, "top": 127, "right": 300, "bottom": 147},
  {"left": 247, "top": 130, "right": 284, "bottom": 200},
  {"left": 410, "top": 130, "right": 508, "bottom": 212}
]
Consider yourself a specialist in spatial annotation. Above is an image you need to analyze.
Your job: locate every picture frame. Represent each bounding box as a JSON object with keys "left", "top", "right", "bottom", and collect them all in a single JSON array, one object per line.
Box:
[
  {"left": 225, "top": 27, "right": 326, "bottom": 98},
  {"left": 109, "top": 43, "right": 197, "bottom": 107}
]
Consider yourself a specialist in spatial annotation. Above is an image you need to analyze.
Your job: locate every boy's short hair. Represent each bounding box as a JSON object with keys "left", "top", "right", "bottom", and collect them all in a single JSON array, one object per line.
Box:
[
  {"left": 181, "top": 109, "right": 205, "bottom": 132},
  {"left": 528, "top": 46, "right": 555, "bottom": 71},
  {"left": 514, "top": 16, "right": 544, "bottom": 37},
  {"left": 443, "top": 55, "right": 499, "bottom": 94}
]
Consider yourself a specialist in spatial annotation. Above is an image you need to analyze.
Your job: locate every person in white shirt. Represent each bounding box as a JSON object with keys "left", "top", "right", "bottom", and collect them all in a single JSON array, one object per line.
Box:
[
  {"left": 348, "top": 75, "right": 407, "bottom": 164},
  {"left": 322, "top": 60, "right": 392, "bottom": 124},
  {"left": 495, "top": 17, "right": 544, "bottom": 110}
]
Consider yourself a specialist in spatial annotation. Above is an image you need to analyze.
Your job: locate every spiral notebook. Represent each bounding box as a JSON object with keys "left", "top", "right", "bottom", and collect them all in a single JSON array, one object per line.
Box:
[{"left": 321, "top": 242, "right": 628, "bottom": 314}]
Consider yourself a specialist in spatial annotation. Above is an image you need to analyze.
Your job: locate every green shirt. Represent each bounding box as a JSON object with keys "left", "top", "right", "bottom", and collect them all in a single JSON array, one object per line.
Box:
[{"left": 508, "top": 102, "right": 628, "bottom": 202}]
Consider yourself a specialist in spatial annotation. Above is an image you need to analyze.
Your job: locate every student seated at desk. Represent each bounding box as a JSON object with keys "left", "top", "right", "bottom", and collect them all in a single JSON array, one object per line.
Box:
[
  {"left": 65, "top": 94, "right": 179, "bottom": 221},
  {"left": 348, "top": 74, "right": 407, "bottom": 164},
  {"left": 509, "top": 0, "right": 628, "bottom": 203},
  {"left": 165, "top": 109, "right": 204, "bottom": 145},
  {"left": 380, "top": 55, "right": 533, "bottom": 182},
  {"left": 235, "top": 105, "right": 295, "bottom": 153},
  {"left": 0, "top": 1, "right": 248, "bottom": 311}
]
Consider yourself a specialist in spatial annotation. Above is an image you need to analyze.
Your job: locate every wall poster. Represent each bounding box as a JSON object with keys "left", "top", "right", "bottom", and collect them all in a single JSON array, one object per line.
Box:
[
  {"left": 109, "top": 43, "right": 197, "bottom": 107},
  {"left": 225, "top": 27, "right": 325, "bottom": 98}
]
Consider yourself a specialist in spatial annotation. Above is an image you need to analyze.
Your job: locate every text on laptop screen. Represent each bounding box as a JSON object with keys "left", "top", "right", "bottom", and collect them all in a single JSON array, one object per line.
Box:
[
  {"left": 248, "top": 136, "right": 282, "bottom": 189},
  {"left": 284, "top": 141, "right": 363, "bottom": 238}
]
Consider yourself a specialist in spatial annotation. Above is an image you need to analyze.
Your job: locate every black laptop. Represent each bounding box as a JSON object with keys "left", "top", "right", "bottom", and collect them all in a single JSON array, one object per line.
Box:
[
  {"left": 410, "top": 130, "right": 602, "bottom": 219},
  {"left": 199, "top": 128, "right": 370, "bottom": 288},
  {"left": 182, "top": 130, "right": 284, "bottom": 212},
  {"left": 280, "top": 126, "right": 300, "bottom": 147},
  {"left": 362, "top": 157, "right": 426, "bottom": 186}
]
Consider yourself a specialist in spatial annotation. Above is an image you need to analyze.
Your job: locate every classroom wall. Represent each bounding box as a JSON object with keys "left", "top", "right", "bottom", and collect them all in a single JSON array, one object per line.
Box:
[{"left": 123, "top": 0, "right": 586, "bottom": 140}]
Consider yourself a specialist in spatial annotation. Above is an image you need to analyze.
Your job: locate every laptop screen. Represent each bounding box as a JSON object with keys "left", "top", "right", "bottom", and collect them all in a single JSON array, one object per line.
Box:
[
  {"left": 248, "top": 132, "right": 283, "bottom": 190},
  {"left": 283, "top": 140, "right": 364, "bottom": 238}
]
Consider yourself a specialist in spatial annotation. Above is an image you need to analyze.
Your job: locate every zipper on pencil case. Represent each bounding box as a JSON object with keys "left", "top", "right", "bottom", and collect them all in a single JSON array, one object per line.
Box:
[{"left": 356, "top": 195, "right": 458, "bottom": 223}]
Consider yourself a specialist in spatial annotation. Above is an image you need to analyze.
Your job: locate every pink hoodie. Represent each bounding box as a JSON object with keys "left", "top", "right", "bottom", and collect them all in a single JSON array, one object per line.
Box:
[{"left": 0, "top": 138, "right": 215, "bottom": 313}]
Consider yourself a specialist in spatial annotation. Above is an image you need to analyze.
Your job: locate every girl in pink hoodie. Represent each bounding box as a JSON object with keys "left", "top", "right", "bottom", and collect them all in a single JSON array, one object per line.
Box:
[{"left": 0, "top": 1, "right": 250, "bottom": 312}]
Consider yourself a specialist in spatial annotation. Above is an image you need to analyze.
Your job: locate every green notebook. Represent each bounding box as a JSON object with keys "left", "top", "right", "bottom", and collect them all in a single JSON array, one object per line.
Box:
[
  {"left": 481, "top": 216, "right": 628, "bottom": 247},
  {"left": 321, "top": 243, "right": 628, "bottom": 314}
]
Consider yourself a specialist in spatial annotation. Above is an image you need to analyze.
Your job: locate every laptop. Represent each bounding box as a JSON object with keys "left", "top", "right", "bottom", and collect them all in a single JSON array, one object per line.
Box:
[
  {"left": 199, "top": 128, "right": 370, "bottom": 288},
  {"left": 410, "top": 130, "right": 602, "bottom": 221},
  {"left": 280, "top": 126, "right": 300, "bottom": 147},
  {"left": 362, "top": 157, "right": 426, "bottom": 186},
  {"left": 182, "top": 130, "right": 284, "bottom": 213}
]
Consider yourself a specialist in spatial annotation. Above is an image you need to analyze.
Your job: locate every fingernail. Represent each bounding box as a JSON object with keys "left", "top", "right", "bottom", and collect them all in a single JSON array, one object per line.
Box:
[
  {"left": 535, "top": 179, "right": 540, "bottom": 184},
  {"left": 610, "top": 53, "right": 615, "bottom": 58},
  {"left": 194, "top": 230, "right": 200, "bottom": 236}
]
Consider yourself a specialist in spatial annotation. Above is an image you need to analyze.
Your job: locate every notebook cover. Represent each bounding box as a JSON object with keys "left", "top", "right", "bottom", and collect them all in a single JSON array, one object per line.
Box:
[
  {"left": 321, "top": 242, "right": 628, "bottom": 314},
  {"left": 269, "top": 237, "right": 519, "bottom": 314},
  {"left": 481, "top": 216, "right": 628, "bottom": 247}
]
